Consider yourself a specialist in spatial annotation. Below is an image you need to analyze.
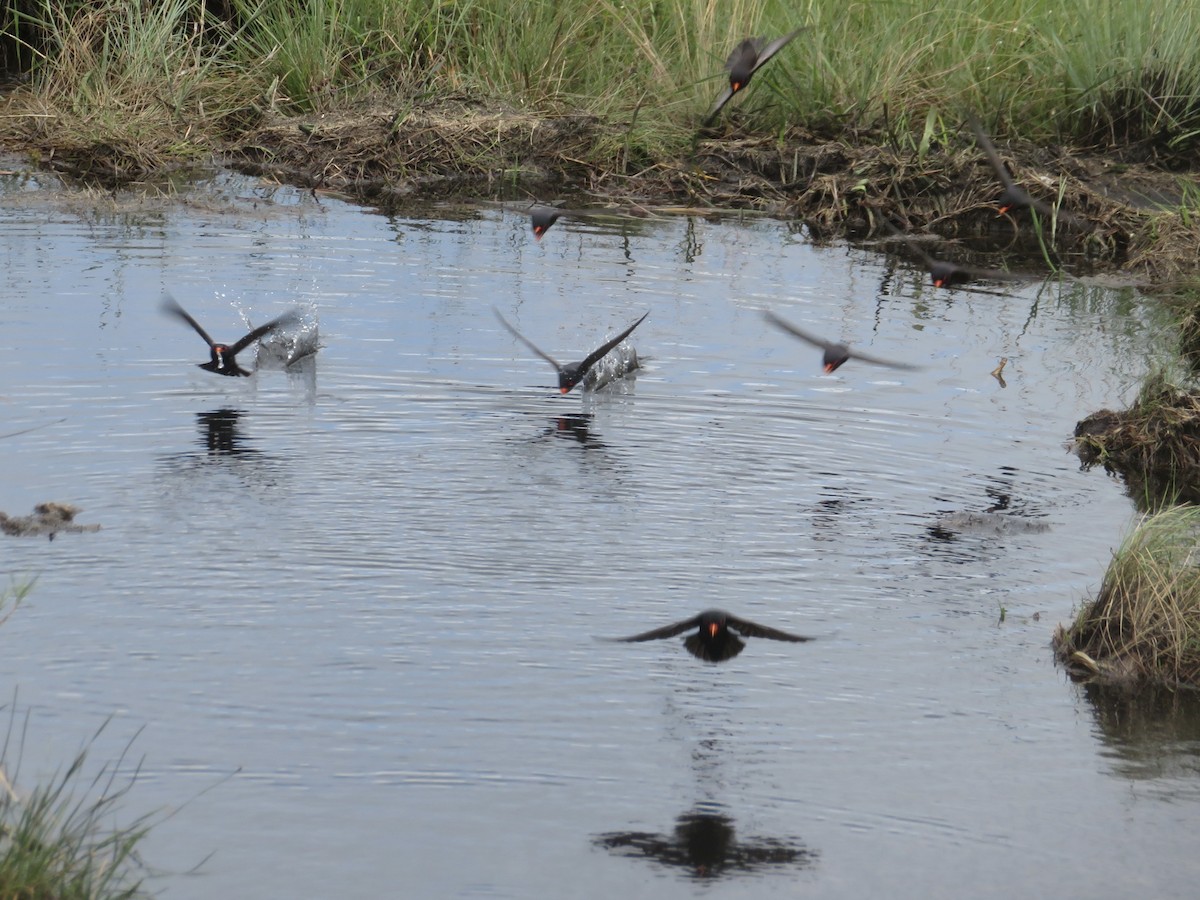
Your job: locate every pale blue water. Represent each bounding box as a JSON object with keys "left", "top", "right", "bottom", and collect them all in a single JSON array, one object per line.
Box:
[{"left": 1, "top": 170, "right": 1196, "bottom": 899}]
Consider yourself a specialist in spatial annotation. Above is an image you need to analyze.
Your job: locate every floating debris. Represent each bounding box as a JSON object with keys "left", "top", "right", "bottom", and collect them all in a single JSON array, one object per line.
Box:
[{"left": 0, "top": 503, "right": 101, "bottom": 539}]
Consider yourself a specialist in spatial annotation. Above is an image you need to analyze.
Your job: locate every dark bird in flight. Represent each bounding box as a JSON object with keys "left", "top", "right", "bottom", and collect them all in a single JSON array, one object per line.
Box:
[
  {"left": 763, "top": 310, "right": 920, "bottom": 374},
  {"left": 704, "top": 28, "right": 806, "bottom": 125},
  {"left": 530, "top": 204, "right": 580, "bottom": 240},
  {"left": 879, "top": 220, "right": 1020, "bottom": 289},
  {"left": 608, "top": 609, "right": 813, "bottom": 663},
  {"left": 162, "top": 296, "right": 301, "bottom": 377},
  {"left": 967, "top": 114, "right": 1091, "bottom": 230},
  {"left": 494, "top": 308, "right": 649, "bottom": 394}
]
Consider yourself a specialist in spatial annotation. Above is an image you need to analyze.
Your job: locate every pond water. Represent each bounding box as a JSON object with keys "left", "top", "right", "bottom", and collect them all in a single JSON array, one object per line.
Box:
[{"left": 2, "top": 170, "right": 1199, "bottom": 899}]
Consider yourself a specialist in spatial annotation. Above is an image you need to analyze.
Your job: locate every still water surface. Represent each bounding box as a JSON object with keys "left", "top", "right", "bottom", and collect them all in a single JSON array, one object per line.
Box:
[{"left": 1, "top": 173, "right": 1198, "bottom": 899}]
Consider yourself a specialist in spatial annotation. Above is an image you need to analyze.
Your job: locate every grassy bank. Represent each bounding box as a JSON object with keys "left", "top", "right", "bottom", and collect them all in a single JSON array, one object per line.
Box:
[
  {"left": 1056, "top": 506, "right": 1200, "bottom": 686},
  {"left": 2, "top": 0, "right": 1200, "bottom": 277},
  {"left": 4, "top": 0, "right": 1200, "bottom": 151}
]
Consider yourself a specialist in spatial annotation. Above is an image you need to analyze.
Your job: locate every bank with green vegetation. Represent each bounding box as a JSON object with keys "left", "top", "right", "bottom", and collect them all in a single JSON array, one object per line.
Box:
[
  {"left": 1056, "top": 505, "right": 1200, "bottom": 688},
  {"left": 1, "top": 0, "right": 1200, "bottom": 278}
]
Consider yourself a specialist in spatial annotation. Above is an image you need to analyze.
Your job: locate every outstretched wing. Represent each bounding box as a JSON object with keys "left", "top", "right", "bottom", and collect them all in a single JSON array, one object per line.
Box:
[
  {"left": 577, "top": 311, "right": 650, "bottom": 374},
  {"left": 494, "top": 307, "right": 562, "bottom": 370},
  {"left": 229, "top": 308, "right": 303, "bottom": 356},
  {"left": 725, "top": 614, "right": 814, "bottom": 643},
  {"left": 704, "top": 85, "right": 737, "bottom": 122},
  {"left": 846, "top": 346, "right": 921, "bottom": 371},
  {"left": 162, "top": 295, "right": 215, "bottom": 348},
  {"left": 967, "top": 113, "right": 1020, "bottom": 193},
  {"left": 763, "top": 310, "right": 833, "bottom": 351},
  {"left": 747, "top": 27, "right": 806, "bottom": 76},
  {"left": 608, "top": 615, "right": 703, "bottom": 643}
]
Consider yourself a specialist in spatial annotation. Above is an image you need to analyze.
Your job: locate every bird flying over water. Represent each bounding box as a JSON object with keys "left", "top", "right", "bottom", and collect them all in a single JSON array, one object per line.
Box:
[
  {"left": 494, "top": 308, "right": 649, "bottom": 394},
  {"left": 607, "top": 609, "right": 813, "bottom": 663},
  {"left": 763, "top": 310, "right": 919, "bottom": 374},
  {"left": 162, "top": 295, "right": 301, "bottom": 377},
  {"left": 703, "top": 28, "right": 806, "bottom": 125}
]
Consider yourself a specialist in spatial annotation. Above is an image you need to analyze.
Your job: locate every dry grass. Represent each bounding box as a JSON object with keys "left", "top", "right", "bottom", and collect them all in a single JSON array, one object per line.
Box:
[{"left": 1055, "top": 505, "right": 1200, "bottom": 686}]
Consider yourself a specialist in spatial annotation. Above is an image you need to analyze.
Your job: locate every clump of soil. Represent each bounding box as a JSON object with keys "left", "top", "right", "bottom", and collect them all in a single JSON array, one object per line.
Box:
[
  {"left": 0, "top": 502, "right": 100, "bottom": 539},
  {"left": 1054, "top": 506, "right": 1200, "bottom": 687},
  {"left": 1074, "top": 372, "right": 1200, "bottom": 505}
]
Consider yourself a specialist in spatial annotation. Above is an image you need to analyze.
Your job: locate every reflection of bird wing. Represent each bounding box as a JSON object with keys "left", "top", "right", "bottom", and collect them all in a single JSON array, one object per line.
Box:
[
  {"left": 726, "top": 615, "right": 814, "bottom": 643},
  {"left": 846, "top": 346, "right": 921, "bottom": 371},
  {"left": 229, "top": 309, "right": 302, "bottom": 356},
  {"left": 577, "top": 311, "right": 649, "bottom": 374},
  {"left": 747, "top": 27, "right": 806, "bottom": 75},
  {"left": 763, "top": 310, "right": 833, "bottom": 351},
  {"left": 610, "top": 615, "right": 702, "bottom": 643},
  {"left": 879, "top": 219, "right": 942, "bottom": 270},
  {"left": 494, "top": 308, "right": 561, "bottom": 370},
  {"left": 162, "top": 295, "right": 216, "bottom": 348}
]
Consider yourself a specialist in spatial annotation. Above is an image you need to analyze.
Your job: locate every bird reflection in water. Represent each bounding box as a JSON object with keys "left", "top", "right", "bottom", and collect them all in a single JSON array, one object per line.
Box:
[
  {"left": 595, "top": 805, "right": 815, "bottom": 879},
  {"left": 198, "top": 407, "right": 254, "bottom": 456},
  {"left": 543, "top": 413, "right": 603, "bottom": 448}
]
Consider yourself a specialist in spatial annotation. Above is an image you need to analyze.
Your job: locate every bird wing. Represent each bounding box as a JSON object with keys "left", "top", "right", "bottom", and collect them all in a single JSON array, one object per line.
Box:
[
  {"left": 879, "top": 219, "right": 943, "bottom": 270},
  {"left": 493, "top": 307, "right": 562, "bottom": 370},
  {"left": 958, "top": 264, "right": 1021, "bottom": 282},
  {"left": 846, "top": 346, "right": 921, "bottom": 370},
  {"left": 967, "top": 113, "right": 1019, "bottom": 192},
  {"left": 747, "top": 27, "right": 806, "bottom": 74},
  {"left": 577, "top": 311, "right": 650, "bottom": 374},
  {"left": 609, "top": 615, "right": 703, "bottom": 643},
  {"left": 763, "top": 310, "right": 833, "bottom": 351},
  {"left": 162, "top": 295, "right": 215, "bottom": 348},
  {"left": 229, "top": 308, "right": 303, "bottom": 356},
  {"left": 704, "top": 85, "right": 737, "bottom": 122},
  {"left": 725, "top": 614, "right": 814, "bottom": 643}
]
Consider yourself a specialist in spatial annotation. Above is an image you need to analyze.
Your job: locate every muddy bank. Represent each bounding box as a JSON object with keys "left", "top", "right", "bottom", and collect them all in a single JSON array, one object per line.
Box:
[
  {"left": 226, "top": 105, "right": 1196, "bottom": 282},
  {"left": 3, "top": 96, "right": 1197, "bottom": 283}
]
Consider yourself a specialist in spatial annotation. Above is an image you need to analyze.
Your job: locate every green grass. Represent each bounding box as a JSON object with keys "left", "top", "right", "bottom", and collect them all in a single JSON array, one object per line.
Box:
[
  {"left": 5, "top": 0, "right": 1200, "bottom": 163},
  {"left": 1058, "top": 505, "right": 1200, "bottom": 685},
  {"left": 0, "top": 715, "right": 152, "bottom": 900}
]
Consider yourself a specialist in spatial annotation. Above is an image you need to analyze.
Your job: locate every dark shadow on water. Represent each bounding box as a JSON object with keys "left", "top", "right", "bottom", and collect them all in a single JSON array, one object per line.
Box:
[
  {"left": 1082, "top": 682, "right": 1200, "bottom": 785},
  {"left": 159, "top": 407, "right": 285, "bottom": 492},
  {"left": 595, "top": 802, "right": 816, "bottom": 880}
]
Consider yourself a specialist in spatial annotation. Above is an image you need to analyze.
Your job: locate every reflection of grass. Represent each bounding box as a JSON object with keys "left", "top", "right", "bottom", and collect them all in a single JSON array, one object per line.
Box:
[{"left": 1056, "top": 506, "right": 1200, "bottom": 686}]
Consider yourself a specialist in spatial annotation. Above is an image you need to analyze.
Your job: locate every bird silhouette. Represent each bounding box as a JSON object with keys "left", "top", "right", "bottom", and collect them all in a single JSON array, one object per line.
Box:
[
  {"left": 880, "top": 220, "right": 1020, "bottom": 289},
  {"left": 763, "top": 310, "right": 919, "bottom": 374},
  {"left": 967, "top": 114, "right": 1091, "bottom": 230},
  {"left": 608, "top": 609, "right": 813, "bottom": 662},
  {"left": 494, "top": 308, "right": 649, "bottom": 394},
  {"left": 704, "top": 28, "right": 806, "bottom": 125},
  {"left": 162, "top": 295, "right": 301, "bottom": 377}
]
